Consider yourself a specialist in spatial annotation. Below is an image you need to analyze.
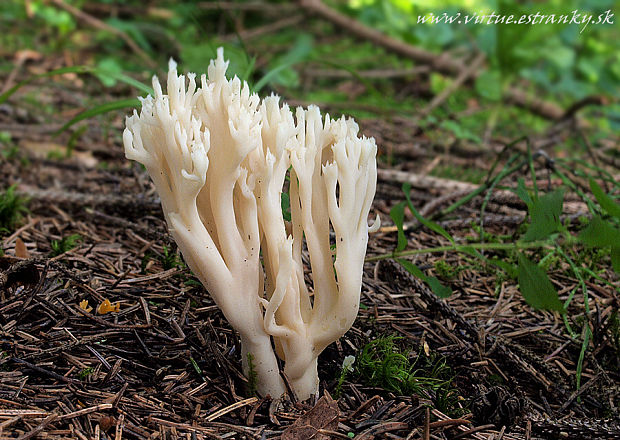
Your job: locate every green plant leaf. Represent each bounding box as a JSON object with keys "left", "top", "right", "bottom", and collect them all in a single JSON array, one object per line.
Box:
[
  {"left": 578, "top": 216, "right": 620, "bottom": 247},
  {"left": 589, "top": 178, "right": 620, "bottom": 219},
  {"left": 106, "top": 18, "right": 152, "bottom": 52},
  {"left": 94, "top": 58, "right": 123, "bottom": 87},
  {"left": 55, "top": 98, "right": 141, "bottom": 135},
  {"left": 255, "top": 61, "right": 302, "bottom": 92},
  {"left": 517, "top": 253, "right": 564, "bottom": 312},
  {"left": 241, "top": 55, "right": 257, "bottom": 83},
  {"left": 439, "top": 120, "right": 481, "bottom": 144},
  {"left": 522, "top": 189, "right": 564, "bottom": 242},
  {"left": 515, "top": 177, "right": 533, "bottom": 209},
  {"left": 389, "top": 201, "right": 407, "bottom": 252},
  {"left": 488, "top": 257, "right": 518, "bottom": 279},
  {"left": 475, "top": 69, "right": 502, "bottom": 101},
  {"left": 255, "top": 34, "right": 313, "bottom": 92},
  {"left": 397, "top": 258, "right": 452, "bottom": 298},
  {"left": 430, "top": 73, "right": 451, "bottom": 95},
  {"left": 402, "top": 183, "right": 454, "bottom": 244}
]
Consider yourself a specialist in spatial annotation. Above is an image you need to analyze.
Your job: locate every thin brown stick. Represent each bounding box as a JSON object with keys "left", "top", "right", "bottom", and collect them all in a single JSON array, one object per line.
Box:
[
  {"left": 57, "top": 403, "right": 113, "bottom": 421},
  {"left": 0, "top": 416, "right": 23, "bottom": 435},
  {"left": 504, "top": 86, "right": 564, "bottom": 120},
  {"left": 16, "top": 414, "right": 58, "bottom": 440},
  {"left": 196, "top": 1, "right": 296, "bottom": 12},
  {"left": 299, "top": 0, "right": 460, "bottom": 75},
  {"left": 558, "top": 372, "right": 602, "bottom": 413},
  {"left": 205, "top": 397, "right": 258, "bottom": 422},
  {"left": 47, "top": 0, "right": 156, "bottom": 69},
  {"left": 423, "top": 407, "right": 430, "bottom": 440},
  {"left": 419, "top": 52, "right": 486, "bottom": 118},
  {"left": 71, "top": 304, "right": 151, "bottom": 329},
  {"left": 429, "top": 418, "right": 472, "bottom": 428},
  {"left": 355, "top": 422, "right": 410, "bottom": 440},
  {"left": 305, "top": 66, "right": 430, "bottom": 79},
  {"left": 11, "top": 358, "right": 80, "bottom": 385},
  {"left": 115, "top": 413, "right": 125, "bottom": 440},
  {"left": 1, "top": 51, "right": 42, "bottom": 94},
  {"left": 225, "top": 15, "right": 304, "bottom": 42},
  {"left": 452, "top": 424, "right": 497, "bottom": 439}
]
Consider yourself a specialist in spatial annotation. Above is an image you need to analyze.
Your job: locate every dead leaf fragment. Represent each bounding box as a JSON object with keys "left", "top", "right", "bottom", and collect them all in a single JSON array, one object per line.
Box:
[
  {"left": 423, "top": 340, "right": 431, "bottom": 357},
  {"left": 79, "top": 299, "right": 93, "bottom": 313},
  {"left": 281, "top": 395, "right": 339, "bottom": 440},
  {"left": 98, "top": 416, "right": 116, "bottom": 432},
  {"left": 15, "top": 237, "right": 30, "bottom": 259},
  {"left": 14, "top": 49, "right": 42, "bottom": 63},
  {"left": 97, "top": 299, "right": 120, "bottom": 314}
]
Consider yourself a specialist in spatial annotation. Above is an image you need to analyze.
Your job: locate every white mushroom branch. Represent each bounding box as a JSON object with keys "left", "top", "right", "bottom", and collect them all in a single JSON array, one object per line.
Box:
[{"left": 123, "top": 49, "right": 379, "bottom": 400}]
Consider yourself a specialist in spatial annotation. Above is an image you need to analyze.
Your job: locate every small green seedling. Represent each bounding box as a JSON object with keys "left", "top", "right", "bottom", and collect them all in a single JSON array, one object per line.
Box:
[
  {"left": 160, "top": 245, "right": 185, "bottom": 270},
  {"left": 50, "top": 234, "right": 81, "bottom": 256},
  {"left": 0, "top": 185, "right": 29, "bottom": 235},
  {"left": 334, "top": 355, "right": 355, "bottom": 398},
  {"left": 78, "top": 367, "right": 93, "bottom": 380},
  {"left": 0, "top": 131, "right": 20, "bottom": 160}
]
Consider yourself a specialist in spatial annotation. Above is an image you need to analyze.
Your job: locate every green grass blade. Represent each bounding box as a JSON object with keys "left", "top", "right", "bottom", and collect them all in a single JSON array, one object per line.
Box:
[
  {"left": 389, "top": 201, "right": 407, "bottom": 252},
  {"left": 55, "top": 98, "right": 141, "bottom": 135},
  {"left": 0, "top": 65, "right": 151, "bottom": 105},
  {"left": 98, "top": 69, "right": 154, "bottom": 95},
  {"left": 479, "top": 153, "right": 524, "bottom": 241},
  {"left": 589, "top": 178, "right": 620, "bottom": 219},
  {"left": 0, "top": 66, "right": 90, "bottom": 105},
  {"left": 553, "top": 164, "right": 598, "bottom": 213},
  {"left": 255, "top": 60, "right": 306, "bottom": 93},
  {"left": 241, "top": 55, "right": 257, "bottom": 84},
  {"left": 558, "top": 157, "right": 619, "bottom": 189},
  {"left": 402, "top": 183, "right": 454, "bottom": 244},
  {"left": 526, "top": 139, "right": 539, "bottom": 198},
  {"left": 515, "top": 177, "right": 533, "bottom": 209},
  {"left": 397, "top": 258, "right": 452, "bottom": 298}
]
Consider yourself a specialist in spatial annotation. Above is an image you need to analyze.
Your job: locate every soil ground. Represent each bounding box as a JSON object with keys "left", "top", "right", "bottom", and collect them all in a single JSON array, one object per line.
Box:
[{"left": 1, "top": 6, "right": 619, "bottom": 438}]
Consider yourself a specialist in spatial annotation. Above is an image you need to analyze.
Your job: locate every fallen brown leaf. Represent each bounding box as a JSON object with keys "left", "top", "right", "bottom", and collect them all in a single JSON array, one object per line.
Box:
[
  {"left": 281, "top": 395, "right": 339, "bottom": 440},
  {"left": 14, "top": 237, "right": 30, "bottom": 259}
]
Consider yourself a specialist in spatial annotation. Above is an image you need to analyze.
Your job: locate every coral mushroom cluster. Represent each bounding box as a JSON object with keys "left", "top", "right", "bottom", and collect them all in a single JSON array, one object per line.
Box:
[{"left": 124, "top": 49, "right": 378, "bottom": 400}]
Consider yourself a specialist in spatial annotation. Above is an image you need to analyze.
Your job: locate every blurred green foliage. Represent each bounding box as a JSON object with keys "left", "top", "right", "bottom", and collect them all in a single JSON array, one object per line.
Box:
[
  {"left": 344, "top": 0, "right": 619, "bottom": 133},
  {"left": 347, "top": 0, "right": 619, "bottom": 99},
  {"left": 0, "top": 0, "right": 617, "bottom": 150}
]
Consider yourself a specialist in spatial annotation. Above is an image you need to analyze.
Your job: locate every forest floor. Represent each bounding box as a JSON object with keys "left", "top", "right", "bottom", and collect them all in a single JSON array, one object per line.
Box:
[
  {"left": 1, "top": 2, "right": 619, "bottom": 440},
  {"left": 1, "top": 86, "right": 619, "bottom": 440}
]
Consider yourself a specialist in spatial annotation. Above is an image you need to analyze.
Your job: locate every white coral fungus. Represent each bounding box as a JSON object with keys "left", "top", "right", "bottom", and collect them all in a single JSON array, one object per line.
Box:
[{"left": 124, "top": 48, "right": 379, "bottom": 400}]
